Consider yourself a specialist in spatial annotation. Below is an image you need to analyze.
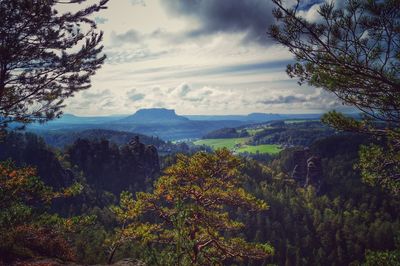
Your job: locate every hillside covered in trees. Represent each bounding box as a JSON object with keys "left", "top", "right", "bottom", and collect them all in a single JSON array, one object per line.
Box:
[
  {"left": 1, "top": 0, "right": 399, "bottom": 265},
  {"left": 1, "top": 130, "right": 399, "bottom": 265}
]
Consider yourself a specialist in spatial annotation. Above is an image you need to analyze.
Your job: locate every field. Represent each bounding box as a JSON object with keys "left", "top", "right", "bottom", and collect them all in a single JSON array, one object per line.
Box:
[
  {"left": 193, "top": 138, "right": 282, "bottom": 155},
  {"left": 236, "top": 144, "right": 282, "bottom": 154},
  {"left": 193, "top": 138, "right": 249, "bottom": 150}
]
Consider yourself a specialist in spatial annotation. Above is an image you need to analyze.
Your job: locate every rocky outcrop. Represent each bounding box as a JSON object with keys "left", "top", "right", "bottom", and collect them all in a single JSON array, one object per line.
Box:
[
  {"left": 128, "top": 136, "right": 160, "bottom": 178},
  {"left": 291, "top": 148, "right": 322, "bottom": 190},
  {"left": 291, "top": 149, "right": 309, "bottom": 183},
  {"left": 305, "top": 155, "right": 322, "bottom": 190}
]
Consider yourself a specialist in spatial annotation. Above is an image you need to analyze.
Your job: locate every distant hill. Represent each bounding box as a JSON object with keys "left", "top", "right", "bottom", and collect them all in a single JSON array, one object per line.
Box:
[
  {"left": 27, "top": 109, "right": 360, "bottom": 141},
  {"left": 35, "top": 129, "right": 165, "bottom": 148},
  {"left": 203, "top": 127, "right": 249, "bottom": 139},
  {"left": 184, "top": 115, "right": 251, "bottom": 121},
  {"left": 121, "top": 108, "right": 189, "bottom": 123},
  {"left": 184, "top": 113, "right": 322, "bottom": 122},
  {"left": 246, "top": 113, "right": 283, "bottom": 121},
  {"left": 49, "top": 114, "right": 125, "bottom": 124}
]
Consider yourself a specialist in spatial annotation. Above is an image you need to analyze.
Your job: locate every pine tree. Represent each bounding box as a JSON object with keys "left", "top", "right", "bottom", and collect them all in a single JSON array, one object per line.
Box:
[
  {"left": 109, "top": 149, "right": 273, "bottom": 265},
  {"left": 270, "top": 0, "right": 400, "bottom": 195},
  {"left": 0, "top": 0, "right": 108, "bottom": 128}
]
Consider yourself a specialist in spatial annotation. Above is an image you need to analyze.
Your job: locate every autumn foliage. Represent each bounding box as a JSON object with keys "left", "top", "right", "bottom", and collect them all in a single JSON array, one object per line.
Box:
[{"left": 0, "top": 161, "right": 83, "bottom": 263}]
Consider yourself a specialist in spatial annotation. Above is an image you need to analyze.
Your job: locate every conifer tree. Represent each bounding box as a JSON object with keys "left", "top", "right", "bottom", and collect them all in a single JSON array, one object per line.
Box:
[
  {"left": 270, "top": 0, "right": 400, "bottom": 195},
  {"left": 0, "top": 0, "right": 108, "bottom": 128},
  {"left": 109, "top": 149, "right": 273, "bottom": 265}
]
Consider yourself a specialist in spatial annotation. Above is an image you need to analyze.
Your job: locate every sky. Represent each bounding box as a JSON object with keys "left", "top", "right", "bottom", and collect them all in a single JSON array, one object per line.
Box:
[{"left": 63, "top": 0, "right": 350, "bottom": 116}]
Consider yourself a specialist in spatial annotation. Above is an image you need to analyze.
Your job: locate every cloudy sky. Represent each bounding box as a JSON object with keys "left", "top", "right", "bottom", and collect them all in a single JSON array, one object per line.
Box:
[{"left": 63, "top": 0, "right": 349, "bottom": 116}]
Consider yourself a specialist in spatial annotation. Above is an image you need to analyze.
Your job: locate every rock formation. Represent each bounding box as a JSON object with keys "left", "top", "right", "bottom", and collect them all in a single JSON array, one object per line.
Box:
[
  {"left": 291, "top": 149, "right": 309, "bottom": 183},
  {"left": 128, "top": 136, "right": 160, "bottom": 180},
  {"left": 291, "top": 148, "right": 322, "bottom": 191},
  {"left": 305, "top": 155, "right": 322, "bottom": 190}
]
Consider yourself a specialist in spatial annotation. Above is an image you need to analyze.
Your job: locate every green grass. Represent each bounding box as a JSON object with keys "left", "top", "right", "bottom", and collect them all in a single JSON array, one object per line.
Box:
[
  {"left": 193, "top": 138, "right": 282, "bottom": 155},
  {"left": 236, "top": 144, "right": 282, "bottom": 154},
  {"left": 193, "top": 138, "right": 249, "bottom": 150}
]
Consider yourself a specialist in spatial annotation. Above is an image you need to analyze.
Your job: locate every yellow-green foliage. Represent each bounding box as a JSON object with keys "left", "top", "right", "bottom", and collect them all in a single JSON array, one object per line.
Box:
[
  {"left": 110, "top": 149, "right": 273, "bottom": 265},
  {"left": 0, "top": 161, "right": 86, "bottom": 263}
]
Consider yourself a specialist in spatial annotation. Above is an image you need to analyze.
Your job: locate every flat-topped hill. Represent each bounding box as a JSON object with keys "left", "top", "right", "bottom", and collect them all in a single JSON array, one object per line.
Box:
[{"left": 122, "top": 108, "right": 189, "bottom": 123}]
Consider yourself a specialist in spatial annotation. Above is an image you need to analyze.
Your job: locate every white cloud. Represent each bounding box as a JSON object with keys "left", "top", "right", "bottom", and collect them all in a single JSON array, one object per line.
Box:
[{"left": 61, "top": 0, "right": 353, "bottom": 116}]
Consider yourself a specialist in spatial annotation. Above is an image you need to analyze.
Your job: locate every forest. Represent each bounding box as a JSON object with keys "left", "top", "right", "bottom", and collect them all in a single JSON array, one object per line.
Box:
[
  {"left": 1, "top": 0, "right": 400, "bottom": 265},
  {"left": 1, "top": 130, "right": 399, "bottom": 265}
]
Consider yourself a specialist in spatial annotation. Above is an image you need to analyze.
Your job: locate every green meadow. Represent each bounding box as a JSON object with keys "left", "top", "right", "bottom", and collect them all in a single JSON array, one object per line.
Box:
[
  {"left": 193, "top": 138, "right": 249, "bottom": 150},
  {"left": 236, "top": 144, "right": 282, "bottom": 154},
  {"left": 193, "top": 138, "right": 282, "bottom": 155}
]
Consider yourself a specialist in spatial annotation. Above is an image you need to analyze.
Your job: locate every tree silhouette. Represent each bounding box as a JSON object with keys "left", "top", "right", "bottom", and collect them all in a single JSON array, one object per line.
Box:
[
  {"left": 270, "top": 0, "right": 400, "bottom": 195},
  {"left": 270, "top": 0, "right": 400, "bottom": 125},
  {"left": 0, "top": 0, "right": 108, "bottom": 128}
]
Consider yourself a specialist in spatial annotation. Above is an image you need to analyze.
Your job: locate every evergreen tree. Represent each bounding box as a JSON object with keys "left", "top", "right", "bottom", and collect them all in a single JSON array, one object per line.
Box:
[
  {"left": 270, "top": 0, "right": 400, "bottom": 195},
  {"left": 0, "top": 0, "right": 108, "bottom": 128},
  {"left": 109, "top": 149, "right": 273, "bottom": 265}
]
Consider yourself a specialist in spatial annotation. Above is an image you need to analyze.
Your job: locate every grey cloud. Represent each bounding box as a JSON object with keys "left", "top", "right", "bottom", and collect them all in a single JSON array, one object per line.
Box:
[
  {"left": 131, "top": 59, "right": 291, "bottom": 83},
  {"left": 151, "top": 101, "right": 167, "bottom": 108},
  {"left": 110, "top": 28, "right": 178, "bottom": 46},
  {"left": 100, "top": 98, "right": 118, "bottom": 109},
  {"left": 174, "top": 83, "right": 213, "bottom": 102},
  {"left": 162, "top": 0, "right": 276, "bottom": 44},
  {"left": 82, "top": 89, "right": 111, "bottom": 99},
  {"left": 177, "top": 83, "right": 191, "bottom": 97},
  {"left": 127, "top": 89, "right": 146, "bottom": 102},
  {"left": 68, "top": 99, "right": 93, "bottom": 109},
  {"left": 152, "top": 86, "right": 161, "bottom": 92},
  {"left": 201, "top": 90, "right": 213, "bottom": 96},
  {"left": 149, "top": 28, "right": 174, "bottom": 39},
  {"left": 94, "top": 16, "right": 108, "bottom": 24},
  {"left": 111, "top": 30, "right": 141, "bottom": 44},
  {"left": 185, "top": 97, "right": 203, "bottom": 102},
  {"left": 129, "top": 93, "right": 145, "bottom": 102},
  {"left": 260, "top": 95, "right": 309, "bottom": 105},
  {"left": 105, "top": 48, "right": 169, "bottom": 64},
  {"left": 259, "top": 90, "right": 343, "bottom": 110}
]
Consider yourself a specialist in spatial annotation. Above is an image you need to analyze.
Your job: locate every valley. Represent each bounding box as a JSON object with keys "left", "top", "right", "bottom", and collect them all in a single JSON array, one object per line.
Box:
[
  {"left": 27, "top": 108, "right": 330, "bottom": 151},
  {"left": 2, "top": 0, "right": 399, "bottom": 265},
  {"left": 193, "top": 136, "right": 282, "bottom": 155},
  {"left": 191, "top": 119, "right": 335, "bottom": 155}
]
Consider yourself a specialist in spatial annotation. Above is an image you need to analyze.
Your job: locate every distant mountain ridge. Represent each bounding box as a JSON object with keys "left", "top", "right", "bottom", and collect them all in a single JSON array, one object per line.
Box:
[
  {"left": 53, "top": 109, "right": 326, "bottom": 124},
  {"left": 184, "top": 113, "right": 322, "bottom": 122},
  {"left": 121, "top": 108, "right": 189, "bottom": 123},
  {"left": 49, "top": 113, "right": 125, "bottom": 124},
  {"left": 27, "top": 108, "right": 353, "bottom": 140}
]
